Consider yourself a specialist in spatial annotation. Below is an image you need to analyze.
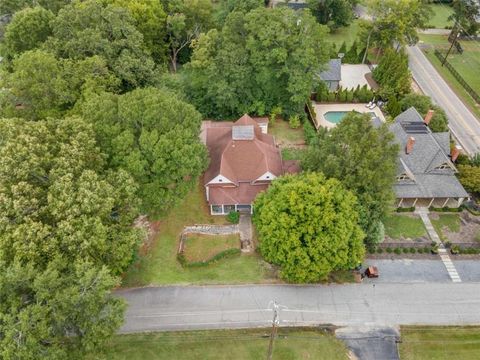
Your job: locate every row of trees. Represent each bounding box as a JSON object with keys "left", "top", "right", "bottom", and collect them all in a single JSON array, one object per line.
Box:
[{"left": 315, "top": 84, "right": 375, "bottom": 103}]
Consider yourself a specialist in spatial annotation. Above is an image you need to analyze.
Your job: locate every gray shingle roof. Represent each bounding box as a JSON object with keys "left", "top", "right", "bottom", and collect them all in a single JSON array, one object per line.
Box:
[
  {"left": 318, "top": 59, "right": 342, "bottom": 82},
  {"left": 390, "top": 107, "right": 468, "bottom": 199}
]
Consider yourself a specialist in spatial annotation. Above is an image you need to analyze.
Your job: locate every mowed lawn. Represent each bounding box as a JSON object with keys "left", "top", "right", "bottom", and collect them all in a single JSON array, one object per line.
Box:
[
  {"left": 427, "top": 4, "right": 453, "bottom": 29},
  {"left": 419, "top": 34, "right": 480, "bottom": 118},
  {"left": 96, "top": 329, "right": 349, "bottom": 360},
  {"left": 384, "top": 214, "right": 427, "bottom": 240},
  {"left": 400, "top": 326, "right": 480, "bottom": 360},
  {"left": 183, "top": 233, "right": 240, "bottom": 263},
  {"left": 326, "top": 19, "right": 361, "bottom": 47},
  {"left": 122, "top": 182, "right": 273, "bottom": 287},
  {"left": 431, "top": 213, "right": 461, "bottom": 241}
]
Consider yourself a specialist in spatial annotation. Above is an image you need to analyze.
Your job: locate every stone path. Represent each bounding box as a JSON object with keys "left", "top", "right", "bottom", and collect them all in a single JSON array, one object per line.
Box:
[
  {"left": 416, "top": 207, "right": 461, "bottom": 283},
  {"left": 183, "top": 224, "right": 238, "bottom": 235},
  {"left": 239, "top": 214, "right": 253, "bottom": 252}
]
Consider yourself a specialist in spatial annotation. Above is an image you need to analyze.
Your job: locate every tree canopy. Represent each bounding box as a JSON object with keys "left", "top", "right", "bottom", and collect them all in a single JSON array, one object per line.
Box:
[
  {"left": 185, "top": 6, "right": 329, "bottom": 119},
  {"left": 399, "top": 93, "right": 449, "bottom": 132},
  {"left": 307, "top": 0, "right": 356, "bottom": 30},
  {"left": 373, "top": 48, "right": 412, "bottom": 99},
  {"left": 303, "top": 112, "right": 398, "bottom": 249},
  {"left": 450, "top": 0, "right": 480, "bottom": 35},
  {"left": 254, "top": 173, "right": 365, "bottom": 283},
  {"left": 78, "top": 87, "right": 208, "bottom": 213}
]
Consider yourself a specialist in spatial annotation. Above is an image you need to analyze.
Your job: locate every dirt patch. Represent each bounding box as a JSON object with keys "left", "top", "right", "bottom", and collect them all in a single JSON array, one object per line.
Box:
[
  {"left": 134, "top": 215, "right": 161, "bottom": 256},
  {"left": 435, "top": 212, "right": 480, "bottom": 243}
]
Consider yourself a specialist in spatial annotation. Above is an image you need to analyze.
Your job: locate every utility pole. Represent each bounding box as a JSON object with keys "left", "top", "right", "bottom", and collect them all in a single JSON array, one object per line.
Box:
[
  {"left": 443, "top": 23, "right": 459, "bottom": 66},
  {"left": 266, "top": 301, "right": 280, "bottom": 360}
]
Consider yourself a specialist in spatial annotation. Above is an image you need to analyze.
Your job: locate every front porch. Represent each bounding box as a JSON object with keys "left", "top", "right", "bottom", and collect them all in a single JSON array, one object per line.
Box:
[
  {"left": 211, "top": 204, "right": 253, "bottom": 215},
  {"left": 396, "top": 197, "right": 466, "bottom": 209}
]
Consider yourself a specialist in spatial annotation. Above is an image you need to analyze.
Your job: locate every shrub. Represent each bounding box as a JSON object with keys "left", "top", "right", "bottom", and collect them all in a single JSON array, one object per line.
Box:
[
  {"left": 450, "top": 245, "right": 460, "bottom": 255},
  {"left": 376, "top": 248, "right": 384, "bottom": 254},
  {"left": 394, "top": 247, "right": 402, "bottom": 255},
  {"left": 346, "top": 90, "right": 353, "bottom": 102},
  {"left": 444, "top": 240, "right": 452, "bottom": 248},
  {"left": 431, "top": 243, "right": 439, "bottom": 254},
  {"left": 386, "top": 247, "right": 393, "bottom": 253},
  {"left": 327, "top": 92, "right": 336, "bottom": 102},
  {"left": 289, "top": 115, "right": 301, "bottom": 129},
  {"left": 396, "top": 206, "right": 415, "bottom": 212},
  {"left": 303, "top": 120, "right": 317, "bottom": 145},
  {"left": 409, "top": 247, "right": 416, "bottom": 253},
  {"left": 227, "top": 211, "right": 240, "bottom": 224}
]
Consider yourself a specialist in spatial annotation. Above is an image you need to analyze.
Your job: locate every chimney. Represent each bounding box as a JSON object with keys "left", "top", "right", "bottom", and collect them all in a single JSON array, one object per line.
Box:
[
  {"left": 406, "top": 136, "right": 415, "bottom": 154},
  {"left": 424, "top": 109, "right": 434, "bottom": 125},
  {"left": 451, "top": 145, "right": 462, "bottom": 162}
]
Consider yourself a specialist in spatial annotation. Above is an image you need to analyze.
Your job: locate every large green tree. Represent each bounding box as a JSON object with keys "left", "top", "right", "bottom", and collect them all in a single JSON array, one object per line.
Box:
[
  {"left": 254, "top": 173, "right": 365, "bottom": 283},
  {"left": 47, "top": 0, "right": 156, "bottom": 91},
  {"left": 0, "top": 50, "right": 118, "bottom": 120},
  {"left": 307, "top": 0, "right": 356, "bottom": 30},
  {"left": 79, "top": 87, "right": 208, "bottom": 213},
  {"left": 372, "top": 48, "right": 411, "bottom": 99},
  {"left": 458, "top": 164, "right": 480, "bottom": 195},
  {"left": 0, "top": 117, "right": 140, "bottom": 274},
  {"left": 185, "top": 6, "right": 329, "bottom": 118},
  {"left": 215, "top": 0, "right": 264, "bottom": 25},
  {"left": 0, "top": 0, "right": 70, "bottom": 15},
  {"left": 0, "top": 6, "right": 54, "bottom": 61},
  {"left": 399, "top": 93, "right": 449, "bottom": 132},
  {"left": 303, "top": 112, "right": 398, "bottom": 249},
  {"left": 0, "top": 260, "right": 124, "bottom": 360},
  {"left": 360, "top": 0, "right": 431, "bottom": 54},
  {"left": 449, "top": 0, "right": 480, "bottom": 35}
]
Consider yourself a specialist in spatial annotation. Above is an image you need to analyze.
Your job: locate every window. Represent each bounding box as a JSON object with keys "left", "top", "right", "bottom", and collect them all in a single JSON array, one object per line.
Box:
[
  {"left": 435, "top": 163, "right": 450, "bottom": 170},
  {"left": 223, "top": 205, "right": 236, "bottom": 213},
  {"left": 397, "top": 174, "right": 408, "bottom": 181},
  {"left": 218, "top": 179, "right": 223, "bottom": 182},
  {"left": 211, "top": 205, "right": 223, "bottom": 214}
]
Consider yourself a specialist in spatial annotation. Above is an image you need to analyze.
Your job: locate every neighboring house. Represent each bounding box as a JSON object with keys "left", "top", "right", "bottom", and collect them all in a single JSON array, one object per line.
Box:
[
  {"left": 273, "top": 0, "right": 309, "bottom": 10},
  {"left": 317, "top": 59, "right": 342, "bottom": 91},
  {"left": 201, "top": 114, "right": 296, "bottom": 215},
  {"left": 390, "top": 107, "right": 469, "bottom": 208}
]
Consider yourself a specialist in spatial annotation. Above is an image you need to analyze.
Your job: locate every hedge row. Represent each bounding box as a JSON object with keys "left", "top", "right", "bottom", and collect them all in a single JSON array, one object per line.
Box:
[
  {"left": 373, "top": 246, "right": 436, "bottom": 255},
  {"left": 177, "top": 248, "right": 241, "bottom": 268},
  {"left": 315, "top": 84, "right": 375, "bottom": 104}
]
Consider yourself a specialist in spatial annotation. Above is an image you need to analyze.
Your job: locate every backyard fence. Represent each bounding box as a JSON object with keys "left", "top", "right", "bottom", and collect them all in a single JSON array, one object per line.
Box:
[{"left": 434, "top": 49, "right": 480, "bottom": 105}]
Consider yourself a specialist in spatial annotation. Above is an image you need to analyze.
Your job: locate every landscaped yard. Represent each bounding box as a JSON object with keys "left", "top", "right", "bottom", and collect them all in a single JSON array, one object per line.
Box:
[
  {"left": 419, "top": 34, "right": 480, "bottom": 118},
  {"left": 431, "top": 213, "right": 461, "bottom": 241},
  {"left": 383, "top": 214, "right": 427, "bottom": 240},
  {"left": 427, "top": 4, "right": 454, "bottom": 29},
  {"left": 122, "top": 182, "right": 274, "bottom": 287},
  {"left": 183, "top": 233, "right": 240, "bottom": 263},
  {"left": 95, "top": 328, "right": 349, "bottom": 360},
  {"left": 269, "top": 118, "right": 305, "bottom": 147},
  {"left": 400, "top": 326, "right": 480, "bottom": 360}
]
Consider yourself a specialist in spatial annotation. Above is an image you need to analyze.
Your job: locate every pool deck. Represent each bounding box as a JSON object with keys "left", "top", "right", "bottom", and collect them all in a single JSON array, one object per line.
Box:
[{"left": 312, "top": 102, "right": 385, "bottom": 129}]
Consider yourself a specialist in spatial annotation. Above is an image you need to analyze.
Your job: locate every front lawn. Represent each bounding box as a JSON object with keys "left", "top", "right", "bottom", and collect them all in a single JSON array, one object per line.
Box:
[
  {"left": 427, "top": 4, "right": 454, "bottom": 29},
  {"left": 122, "top": 182, "right": 273, "bottom": 287},
  {"left": 96, "top": 328, "right": 349, "bottom": 360},
  {"left": 183, "top": 233, "right": 240, "bottom": 263},
  {"left": 431, "top": 213, "right": 461, "bottom": 241},
  {"left": 384, "top": 214, "right": 427, "bottom": 240},
  {"left": 400, "top": 326, "right": 480, "bottom": 360}
]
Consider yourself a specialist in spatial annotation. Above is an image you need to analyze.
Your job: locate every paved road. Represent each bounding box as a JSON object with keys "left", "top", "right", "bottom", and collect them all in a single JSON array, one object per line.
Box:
[
  {"left": 117, "top": 283, "right": 480, "bottom": 333},
  {"left": 407, "top": 45, "right": 480, "bottom": 154},
  {"left": 365, "top": 259, "right": 451, "bottom": 283}
]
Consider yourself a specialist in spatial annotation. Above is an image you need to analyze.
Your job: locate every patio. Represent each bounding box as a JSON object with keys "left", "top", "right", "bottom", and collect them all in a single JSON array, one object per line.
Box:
[
  {"left": 340, "top": 64, "right": 376, "bottom": 89},
  {"left": 312, "top": 102, "right": 385, "bottom": 129}
]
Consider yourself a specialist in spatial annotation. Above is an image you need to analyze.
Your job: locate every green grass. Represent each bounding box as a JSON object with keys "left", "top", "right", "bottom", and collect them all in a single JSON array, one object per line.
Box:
[
  {"left": 96, "top": 328, "right": 349, "bottom": 360},
  {"left": 122, "top": 183, "right": 273, "bottom": 286},
  {"left": 281, "top": 147, "right": 305, "bottom": 161},
  {"left": 400, "top": 326, "right": 480, "bottom": 360},
  {"left": 383, "top": 214, "right": 427, "bottom": 240},
  {"left": 427, "top": 4, "right": 454, "bottom": 29},
  {"left": 183, "top": 233, "right": 240, "bottom": 263},
  {"left": 419, "top": 34, "right": 480, "bottom": 119},
  {"left": 327, "top": 19, "right": 361, "bottom": 47},
  {"left": 269, "top": 118, "right": 305, "bottom": 146},
  {"left": 431, "top": 214, "right": 461, "bottom": 241}
]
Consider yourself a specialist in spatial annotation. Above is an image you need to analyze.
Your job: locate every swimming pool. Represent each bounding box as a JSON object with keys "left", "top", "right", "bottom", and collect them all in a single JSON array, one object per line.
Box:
[{"left": 323, "top": 111, "right": 377, "bottom": 124}]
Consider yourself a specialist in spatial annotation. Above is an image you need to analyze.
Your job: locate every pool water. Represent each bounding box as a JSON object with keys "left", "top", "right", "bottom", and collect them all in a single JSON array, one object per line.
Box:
[{"left": 323, "top": 111, "right": 378, "bottom": 124}]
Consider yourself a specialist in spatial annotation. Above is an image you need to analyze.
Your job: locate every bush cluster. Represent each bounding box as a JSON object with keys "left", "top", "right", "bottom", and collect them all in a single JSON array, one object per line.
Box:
[
  {"left": 396, "top": 207, "right": 415, "bottom": 213},
  {"left": 315, "top": 84, "right": 375, "bottom": 104},
  {"left": 377, "top": 246, "right": 437, "bottom": 255},
  {"left": 227, "top": 211, "right": 240, "bottom": 224}
]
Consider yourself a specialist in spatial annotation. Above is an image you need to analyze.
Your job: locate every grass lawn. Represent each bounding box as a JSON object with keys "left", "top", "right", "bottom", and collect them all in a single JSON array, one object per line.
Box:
[
  {"left": 183, "top": 233, "right": 240, "bottom": 263},
  {"left": 122, "top": 182, "right": 273, "bottom": 287},
  {"left": 400, "top": 326, "right": 480, "bottom": 360},
  {"left": 281, "top": 147, "right": 305, "bottom": 161},
  {"left": 96, "top": 328, "right": 349, "bottom": 360},
  {"left": 269, "top": 118, "right": 305, "bottom": 146},
  {"left": 419, "top": 34, "right": 480, "bottom": 119},
  {"left": 327, "top": 19, "right": 361, "bottom": 47},
  {"left": 431, "top": 213, "right": 461, "bottom": 241},
  {"left": 383, "top": 214, "right": 427, "bottom": 240},
  {"left": 427, "top": 4, "right": 454, "bottom": 29}
]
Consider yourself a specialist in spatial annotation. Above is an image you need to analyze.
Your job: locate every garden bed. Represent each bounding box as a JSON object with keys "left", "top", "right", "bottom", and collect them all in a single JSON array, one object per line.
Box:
[{"left": 431, "top": 212, "right": 480, "bottom": 244}]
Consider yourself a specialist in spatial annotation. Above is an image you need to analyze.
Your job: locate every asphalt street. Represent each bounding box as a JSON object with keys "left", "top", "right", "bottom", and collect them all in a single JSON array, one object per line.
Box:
[
  {"left": 407, "top": 45, "right": 480, "bottom": 154},
  {"left": 117, "top": 282, "right": 480, "bottom": 334}
]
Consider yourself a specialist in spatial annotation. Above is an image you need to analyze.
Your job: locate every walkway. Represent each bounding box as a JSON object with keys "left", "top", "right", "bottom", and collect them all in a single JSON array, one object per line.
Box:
[
  {"left": 407, "top": 45, "right": 480, "bottom": 155},
  {"left": 239, "top": 214, "right": 253, "bottom": 252},
  {"left": 416, "top": 207, "right": 461, "bottom": 282}
]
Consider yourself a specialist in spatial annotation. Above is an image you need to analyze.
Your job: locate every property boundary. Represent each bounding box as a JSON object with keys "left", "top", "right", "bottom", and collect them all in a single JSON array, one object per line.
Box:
[{"left": 433, "top": 49, "right": 480, "bottom": 104}]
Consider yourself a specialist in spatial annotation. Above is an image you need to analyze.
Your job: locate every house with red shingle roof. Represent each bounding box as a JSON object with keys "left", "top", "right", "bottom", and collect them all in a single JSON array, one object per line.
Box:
[{"left": 201, "top": 114, "right": 297, "bottom": 215}]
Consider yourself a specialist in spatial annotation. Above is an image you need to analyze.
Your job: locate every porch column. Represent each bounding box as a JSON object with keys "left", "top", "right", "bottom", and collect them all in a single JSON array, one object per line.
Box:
[
  {"left": 442, "top": 198, "right": 450, "bottom": 207},
  {"left": 458, "top": 197, "right": 465, "bottom": 207},
  {"left": 210, "top": 205, "right": 213, "bottom": 215},
  {"left": 397, "top": 198, "right": 403, "bottom": 207},
  {"left": 428, "top": 198, "right": 435, "bottom": 208},
  {"left": 412, "top": 198, "right": 418, "bottom": 207}
]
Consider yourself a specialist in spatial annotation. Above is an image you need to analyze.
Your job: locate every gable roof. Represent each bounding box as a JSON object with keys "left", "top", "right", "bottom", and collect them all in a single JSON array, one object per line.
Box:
[
  {"left": 203, "top": 115, "right": 283, "bottom": 185},
  {"left": 318, "top": 59, "right": 342, "bottom": 82},
  {"left": 390, "top": 107, "right": 468, "bottom": 199}
]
